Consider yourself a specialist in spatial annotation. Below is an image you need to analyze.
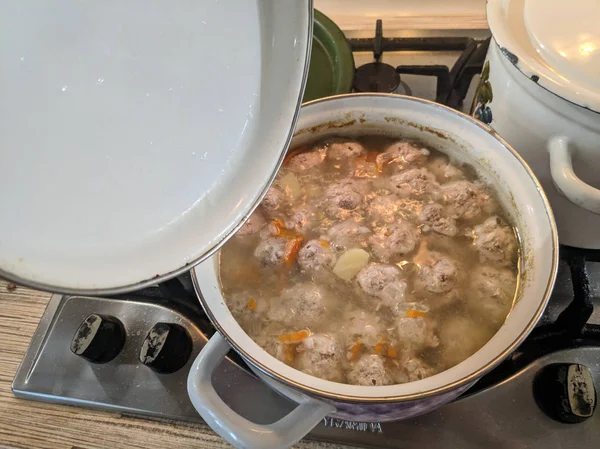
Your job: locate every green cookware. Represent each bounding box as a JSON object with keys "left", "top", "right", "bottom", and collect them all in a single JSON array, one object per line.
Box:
[{"left": 303, "top": 10, "right": 354, "bottom": 102}]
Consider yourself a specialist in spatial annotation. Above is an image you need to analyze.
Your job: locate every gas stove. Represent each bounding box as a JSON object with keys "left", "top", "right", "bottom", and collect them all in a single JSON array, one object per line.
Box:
[{"left": 12, "top": 22, "right": 600, "bottom": 448}]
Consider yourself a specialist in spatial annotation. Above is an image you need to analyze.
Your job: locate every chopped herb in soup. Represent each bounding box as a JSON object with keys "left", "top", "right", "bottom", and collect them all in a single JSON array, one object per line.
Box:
[{"left": 219, "top": 135, "right": 520, "bottom": 386}]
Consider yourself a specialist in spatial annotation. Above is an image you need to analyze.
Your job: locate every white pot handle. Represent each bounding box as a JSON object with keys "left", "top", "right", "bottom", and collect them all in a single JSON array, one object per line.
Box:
[
  {"left": 548, "top": 136, "right": 600, "bottom": 214},
  {"left": 187, "top": 332, "right": 335, "bottom": 449}
]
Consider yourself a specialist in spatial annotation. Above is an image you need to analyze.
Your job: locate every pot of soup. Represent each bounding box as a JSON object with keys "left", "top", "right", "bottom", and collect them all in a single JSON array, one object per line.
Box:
[{"left": 188, "top": 94, "right": 558, "bottom": 449}]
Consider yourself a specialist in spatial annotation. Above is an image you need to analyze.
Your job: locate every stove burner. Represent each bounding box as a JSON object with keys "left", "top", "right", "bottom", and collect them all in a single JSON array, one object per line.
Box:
[
  {"left": 394, "top": 80, "right": 412, "bottom": 96},
  {"left": 353, "top": 62, "right": 400, "bottom": 93},
  {"left": 348, "top": 19, "right": 490, "bottom": 107},
  {"left": 395, "top": 65, "right": 450, "bottom": 103},
  {"left": 554, "top": 245, "right": 600, "bottom": 334},
  {"left": 352, "top": 19, "right": 402, "bottom": 94}
]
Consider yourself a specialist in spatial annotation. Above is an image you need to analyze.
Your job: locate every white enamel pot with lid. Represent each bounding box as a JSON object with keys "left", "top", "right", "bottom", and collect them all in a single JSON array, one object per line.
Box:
[
  {"left": 0, "top": 0, "right": 313, "bottom": 293},
  {"left": 187, "top": 94, "right": 559, "bottom": 449},
  {"left": 477, "top": 0, "right": 600, "bottom": 248}
]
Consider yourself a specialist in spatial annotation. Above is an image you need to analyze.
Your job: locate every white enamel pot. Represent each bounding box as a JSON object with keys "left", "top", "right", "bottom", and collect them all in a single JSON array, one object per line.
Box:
[
  {"left": 475, "top": 0, "right": 600, "bottom": 249},
  {"left": 188, "top": 94, "right": 558, "bottom": 449}
]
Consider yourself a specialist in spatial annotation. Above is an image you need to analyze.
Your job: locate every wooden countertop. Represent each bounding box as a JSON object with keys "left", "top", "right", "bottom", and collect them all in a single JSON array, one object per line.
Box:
[{"left": 0, "top": 281, "right": 351, "bottom": 449}]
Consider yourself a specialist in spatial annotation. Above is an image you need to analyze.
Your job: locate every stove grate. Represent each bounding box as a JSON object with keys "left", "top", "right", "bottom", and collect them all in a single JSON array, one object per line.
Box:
[{"left": 347, "top": 19, "right": 490, "bottom": 108}]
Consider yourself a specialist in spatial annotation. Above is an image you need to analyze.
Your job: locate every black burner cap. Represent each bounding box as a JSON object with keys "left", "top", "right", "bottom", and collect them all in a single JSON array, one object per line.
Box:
[{"left": 353, "top": 62, "right": 400, "bottom": 93}]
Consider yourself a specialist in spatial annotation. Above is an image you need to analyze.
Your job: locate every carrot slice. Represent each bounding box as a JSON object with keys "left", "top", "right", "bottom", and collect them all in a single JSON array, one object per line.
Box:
[
  {"left": 386, "top": 346, "right": 398, "bottom": 358},
  {"left": 349, "top": 341, "right": 362, "bottom": 361},
  {"left": 374, "top": 342, "right": 385, "bottom": 355},
  {"left": 279, "top": 228, "right": 299, "bottom": 239},
  {"left": 279, "top": 329, "right": 311, "bottom": 344},
  {"left": 247, "top": 298, "right": 257, "bottom": 310},
  {"left": 272, "top": 217, "right": 286, "bottom": 228},
  {"left": 318, "top": 239, "right": 330, "bottom": 248},
  {"left": 406, "top": 310, "right": 428, "bottom": 318},
  {"left": 271, "top": 219, "right": 300, "bottom": 239},
  {"left": 283, "top": 344, "right": 296, "bottom": 363},
  {"left": 365, "top": 151, "right": 379, "bottom": 163},
  {"left": 284, "top": 237, "right": 303, "bottom": 265},
  {"left": 374, "top": 153, "right": 387, "bottom": 172}
]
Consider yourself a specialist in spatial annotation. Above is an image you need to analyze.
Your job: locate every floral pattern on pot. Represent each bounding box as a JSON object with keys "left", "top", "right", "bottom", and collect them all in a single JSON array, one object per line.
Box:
[
  {"left": 320, "top": 382, "right": 474, "bottom": 422},
  {"left": 472, "top": 61, "right": 494, "bottom": 125}
]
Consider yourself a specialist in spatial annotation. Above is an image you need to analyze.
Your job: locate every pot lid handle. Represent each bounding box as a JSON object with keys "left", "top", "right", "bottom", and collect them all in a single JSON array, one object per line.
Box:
[{"left": 524, "top": 0, "right": 600, "bottom": 91}]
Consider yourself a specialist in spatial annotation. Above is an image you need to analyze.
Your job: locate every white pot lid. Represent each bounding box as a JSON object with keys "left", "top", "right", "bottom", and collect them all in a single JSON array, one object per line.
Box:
[
  {"left": 0, "top": 0, "right": 313, "bottom": 293},
  {"left": 488, "top": 0, "right": 600, "bottom": 113}
]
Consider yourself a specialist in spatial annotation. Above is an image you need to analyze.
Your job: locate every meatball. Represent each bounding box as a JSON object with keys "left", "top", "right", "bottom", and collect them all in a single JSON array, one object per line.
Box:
[
  {"left": 395, "top": 316, "right": 439, "bottom": 351},
  {"left": 467, "top": 265, "right": 517, "bottom": 325},
  {"left": 428, "top": 157, "right": 464, "bottom": 182},
  {"left": 298, "top": 239, "right": 337, "bottom": 274},
  {"left": 441, "top": 180, "right": 495, "bottom": 220},
  {"left": 438, "top": 315, "right": 495, "bottom": 368},
  {"left": 296, "top": 333, "right": 344, "bottom": 382},
  {"left": 473, "top": 216, "right": 518, "bottom": 267},
  {"left": 323, "top": 179, "right": 369, "bottom": 217},
  {"left": 393, "top": 357, "right": 436, "bottom": 383},
  {"left": 417, "top": 252, "right": 461, "bottom": 294},
  {"left": 286, "top": 206, "right": 316, "bottom": 234},
  {"left": 405, "top": 358, "right": 435, "bottom": 381},
  {"left": 389, "top": 168, "right": 439, "bottom": 198},
  {"left": 340, "top": 309, "right": 382, "bottom": 353},
  {"left": 226, "top": 293, "right": 270, "bottom": 335},
  {"left": 236, "top": 210, "right": 266, "bottom": 237},
  {"left": 369, "top": 221, "right": 420, "bottom": 262},
  {"left": 367, "top": 194, "right": 423, "bottom": 224},
  {"left": 226, "top": 293, "right": 268, "bottom": 324},
  {"left": 419, "top": 203, "right": 458, "bottom": 237},
  {"left": 367, "top": 195, "right": 400, "bottom": 224},
  {"left": 327, "top": 140, "right": 366, "bottom": 160},
  {"left": 272, "top": 284, "right": 330, "bottom": 328},
  {"left": 327, "top": 219, "right": 371, "bottom": 252},
  {"left": 261, "top": 186, "right": 284, "bottom": 214},
  {"left": 287, "top": 151, "right": 325, "bottom": 172},
  {"left": 256, "top": 336, "right": 289, "bottom": 363},
  {"left": 347, "top": 354, "right": 393, "bottom": 386},
  {"left": 260, "top": 209, "right": 311, "bottom": 239},
  {"left": 254, "top": 236, "right": 288, "bottom": 267},
  {"left": 376, "top": 141, "right": 430, "bottom": 171},
  {"left": 356, "top": 263, "right": 408, "bottom": 312}
]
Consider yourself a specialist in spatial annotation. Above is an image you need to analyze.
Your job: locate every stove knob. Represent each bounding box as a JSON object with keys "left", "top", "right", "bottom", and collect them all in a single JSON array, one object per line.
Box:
[
  {"left": 139, "top": 323, "right": 193, "bottom": 374},
  {"left": 70, "top": 314, "right": 126, "bottom": 363},
  {"left": 533, "top": 363, "right": 597, "bottom": 423}
]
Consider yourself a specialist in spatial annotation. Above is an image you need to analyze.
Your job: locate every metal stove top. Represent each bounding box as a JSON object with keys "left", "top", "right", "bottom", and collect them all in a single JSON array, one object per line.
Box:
[
  {"left": 12, "top": 22, "right": 600, "bottom": 449},
  {"left": 12, "top": 257, "right": 600, "bottom": 448}
]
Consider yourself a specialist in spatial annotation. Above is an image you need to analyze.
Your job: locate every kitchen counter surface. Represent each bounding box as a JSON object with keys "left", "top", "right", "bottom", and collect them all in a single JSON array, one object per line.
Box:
[{"left": 0, "top": 281, "right": 352, "bottom": 449}]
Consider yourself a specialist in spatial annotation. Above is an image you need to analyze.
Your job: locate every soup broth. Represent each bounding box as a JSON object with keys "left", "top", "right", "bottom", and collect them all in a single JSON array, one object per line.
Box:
[{"left": 219, "top": 135, "right": 520, "bottom": 386}]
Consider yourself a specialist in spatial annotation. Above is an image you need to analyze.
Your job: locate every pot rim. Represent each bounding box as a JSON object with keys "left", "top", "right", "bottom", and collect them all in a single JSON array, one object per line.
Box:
[{"left": 192, "top": 92, "right": 559, "bottom": 403}]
